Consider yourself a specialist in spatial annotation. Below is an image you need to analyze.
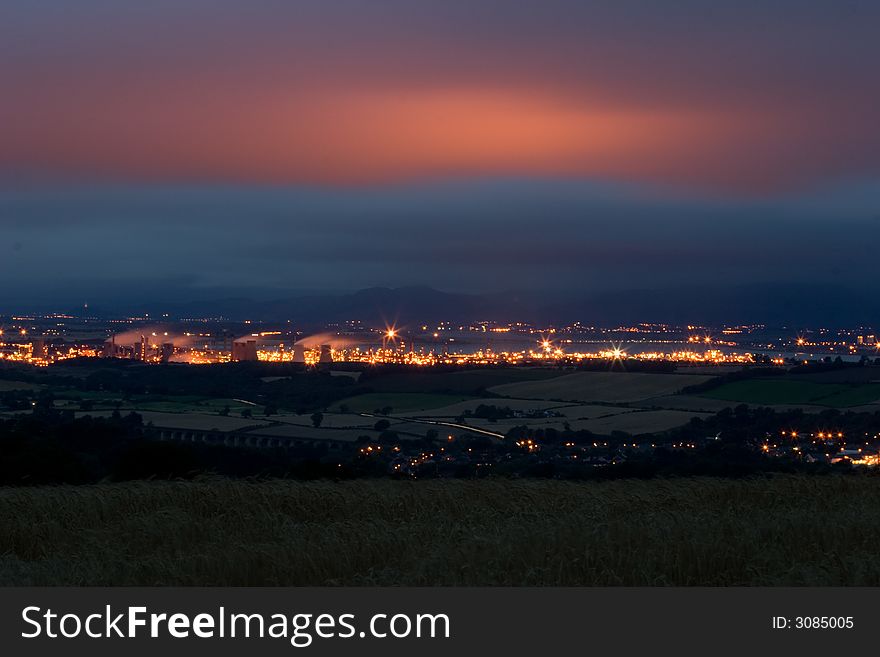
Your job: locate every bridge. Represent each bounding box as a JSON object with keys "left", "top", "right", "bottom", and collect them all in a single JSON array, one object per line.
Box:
[{"left": 146, "top": 426, "right": 352, "bottom": 450}]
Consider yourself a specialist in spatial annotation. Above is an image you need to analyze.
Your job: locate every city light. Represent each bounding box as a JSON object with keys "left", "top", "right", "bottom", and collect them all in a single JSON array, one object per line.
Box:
[{"left": 2, "top": 315, "right": 877, "bottom": 373}]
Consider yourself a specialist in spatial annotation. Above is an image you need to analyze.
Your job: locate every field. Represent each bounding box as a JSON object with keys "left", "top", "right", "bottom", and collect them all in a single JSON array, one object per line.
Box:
[
  {"left": 397, "top": 397, "right": 559, "bottom": 418},
  {"left": 329, "top": 392, "right": 471, "bottom": 413},
  {"left": 489, "top": 371, "right": 715, "bottom": 404},
  {"left": 363, "top": 368, "right": 567, "bottom": 394},
  {"left": 562, "top": 409, "right": 712, "bottom": 434},
  {"left": 5, "top": 364, "right": 879, "bottom": 443},
  {"left": 3, "top": 476, "right": 880, "bottom": 586},
  {"left": 74, "top": 410, "right": 271, "bottom": 432},
  {"left": 703, "top": 379, "right": 880, "bottom": 408},
  {"left": 0, "top": 380, "right": 43, "bottom": 392}
]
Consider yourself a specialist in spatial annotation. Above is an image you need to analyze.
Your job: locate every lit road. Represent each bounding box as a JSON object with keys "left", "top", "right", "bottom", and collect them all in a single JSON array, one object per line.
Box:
[{"left": 359, "top": 413, "right": 504, "bottom": 440}]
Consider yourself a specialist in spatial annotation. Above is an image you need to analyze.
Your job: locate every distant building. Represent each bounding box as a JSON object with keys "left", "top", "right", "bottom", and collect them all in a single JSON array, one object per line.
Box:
[
  {"left": 319, "top": 344, "right": 333, "bottom": 363},
  {"left": 292, "top": 344, "right": 306, "bottom": 363},
  {"left": 31, "top": 338, "right": 48, "bottom": 359},
  {"left": 160, "top": 342, "right": 174, "bottom": 363},
  {"left": 232, "top": 338, "right": 258, "bottom": 362}
]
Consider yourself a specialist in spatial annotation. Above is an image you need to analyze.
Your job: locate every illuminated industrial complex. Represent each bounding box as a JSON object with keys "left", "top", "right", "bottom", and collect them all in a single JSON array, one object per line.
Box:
[{"left": 1, "top": 313, "right": 877, "bottom": 369}]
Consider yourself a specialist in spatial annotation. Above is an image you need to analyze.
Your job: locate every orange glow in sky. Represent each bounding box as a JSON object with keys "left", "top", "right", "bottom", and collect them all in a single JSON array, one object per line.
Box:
[{"left": 1, "top": 1, "right": 878, "bottom": 193}]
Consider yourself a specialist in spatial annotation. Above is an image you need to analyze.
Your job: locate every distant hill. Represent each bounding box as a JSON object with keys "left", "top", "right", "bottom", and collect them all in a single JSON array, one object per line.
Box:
[{"left": 126, "top": 283, "right": 880, "bottom": 327}]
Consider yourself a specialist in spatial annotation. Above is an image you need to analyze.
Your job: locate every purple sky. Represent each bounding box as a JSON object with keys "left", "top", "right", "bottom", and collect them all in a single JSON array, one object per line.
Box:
[{"left": 1, "top": 1, "right": 878, "bottom": 306}]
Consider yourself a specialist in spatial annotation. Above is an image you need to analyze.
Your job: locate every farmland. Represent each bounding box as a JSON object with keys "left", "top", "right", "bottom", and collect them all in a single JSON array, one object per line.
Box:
[
  {"left": 489, "top": 371, "right": 715, "bottom": 404},
  {"left": 360, "top": 367, "right": 568, "bottom": 394},
  {"left": 4, "top": 366, "right": 724, "bottom": 440},
  {"left": 3, "top": 475, "right": 880, "bottom": 586},
  {"left": 703, "top": 379, "right": 880, "bottom": 408},
  {"left": 330, "top": 392, "right": 471, "bottom": 414},
  {"left": 4, "top": 361, "right": 880, "bottom": 454},
  {"left": 0, "top": 380, "right": 42, "bottom": 392},
  {"left": 74, "top": 410, "right": 272, "bottom": 432},
  {"left": 562, "top": 409, "right": 713, "bottom": 435}
]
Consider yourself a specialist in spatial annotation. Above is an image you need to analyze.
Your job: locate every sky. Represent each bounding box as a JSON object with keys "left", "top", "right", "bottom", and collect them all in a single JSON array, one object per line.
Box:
[{"left": 1, "top": 1, "right": 878, "bottom": 310}]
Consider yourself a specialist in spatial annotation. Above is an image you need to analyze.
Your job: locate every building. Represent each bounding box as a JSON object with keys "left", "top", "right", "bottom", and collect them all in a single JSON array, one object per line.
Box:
[
  {"left": 160, "top": 342, "right": 175, "bottom": 363},
  {"left": 102, "top": 336, "right": 117, "bottom": 358},
  {"left": 31, "top": 338, "right": 48, "bottom": 359},
  {"left": 232, "top": 338, "right": 258, "bottom": 362}
]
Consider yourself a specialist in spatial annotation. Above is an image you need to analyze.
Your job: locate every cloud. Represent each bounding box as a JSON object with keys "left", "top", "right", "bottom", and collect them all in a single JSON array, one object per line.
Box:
[
  {"left": 1, "top": 1, "right": 879, "bottom": 191},
  {"left": 0, "top": 179, "right": 877, "bottom": 307}
]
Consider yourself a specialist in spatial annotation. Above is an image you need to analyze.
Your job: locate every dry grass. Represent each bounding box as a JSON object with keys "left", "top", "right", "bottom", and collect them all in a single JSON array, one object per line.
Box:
[{"left": 2, "top": 476, "right": 880, "bottom": 586}]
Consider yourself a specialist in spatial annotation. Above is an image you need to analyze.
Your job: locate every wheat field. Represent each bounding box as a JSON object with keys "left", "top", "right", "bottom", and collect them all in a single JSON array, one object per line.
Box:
[{"left": 2, "top": 476, "right": 879, "bottom": 586}]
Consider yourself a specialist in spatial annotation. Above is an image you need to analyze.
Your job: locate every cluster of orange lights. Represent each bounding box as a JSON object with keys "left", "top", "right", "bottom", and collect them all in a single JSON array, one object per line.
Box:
[
  {"left": 250, "top": 342, "right": 769, "bottom": 366},
  {"left": 0, "top": 341, "right": 99, "bottom": 367},
  {"left": 514, "top": 438, "right": 540, "bottom": 452},
  {"left": 781, "top": 430, "right": 845, "bottom": 440}
]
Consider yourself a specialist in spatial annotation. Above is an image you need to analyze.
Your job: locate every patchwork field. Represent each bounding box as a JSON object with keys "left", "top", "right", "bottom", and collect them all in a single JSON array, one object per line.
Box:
[
  {"left": 490, "top": 371, "right": 715, "bottom": 404},
  {"left": 348, "top": 372, "right": 724, "bottom": 436},
  {"left": 12, "top": 364, "right": 879, "bottom": 444}
]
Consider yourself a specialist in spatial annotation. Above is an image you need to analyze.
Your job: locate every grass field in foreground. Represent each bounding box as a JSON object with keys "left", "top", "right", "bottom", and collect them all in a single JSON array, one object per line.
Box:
[{"left": 3, "top": 476, "right": 880, "bottom": 586}]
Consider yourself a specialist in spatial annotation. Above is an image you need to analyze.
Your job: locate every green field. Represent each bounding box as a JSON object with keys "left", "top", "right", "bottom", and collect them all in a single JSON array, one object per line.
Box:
[
  {"left": 330, "top": 392, "right": 471, "bottom": 413},
  {"left": 489, "top": 371, "right": 715, "bottom": 404},
  {"left": 363, "top": 368, "right": 567, "bottom": 394},
  {"left": 4, "top": 476, "right": 880, "bottom": 585},
  {"left": 0, "top": 380, "right": 43, "bottom": 392},
  {"left": 703, "top": 379, "right": 880, "bottom": 407},
  {"left": 42, "top": 390, "right": 262, "bottom": 415}
]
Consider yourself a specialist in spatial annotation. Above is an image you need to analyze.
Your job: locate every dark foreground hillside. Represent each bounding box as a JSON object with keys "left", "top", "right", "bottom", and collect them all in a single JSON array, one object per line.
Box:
[{"left": 2, "top": 476, "right": 879, "bottom": 586}]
